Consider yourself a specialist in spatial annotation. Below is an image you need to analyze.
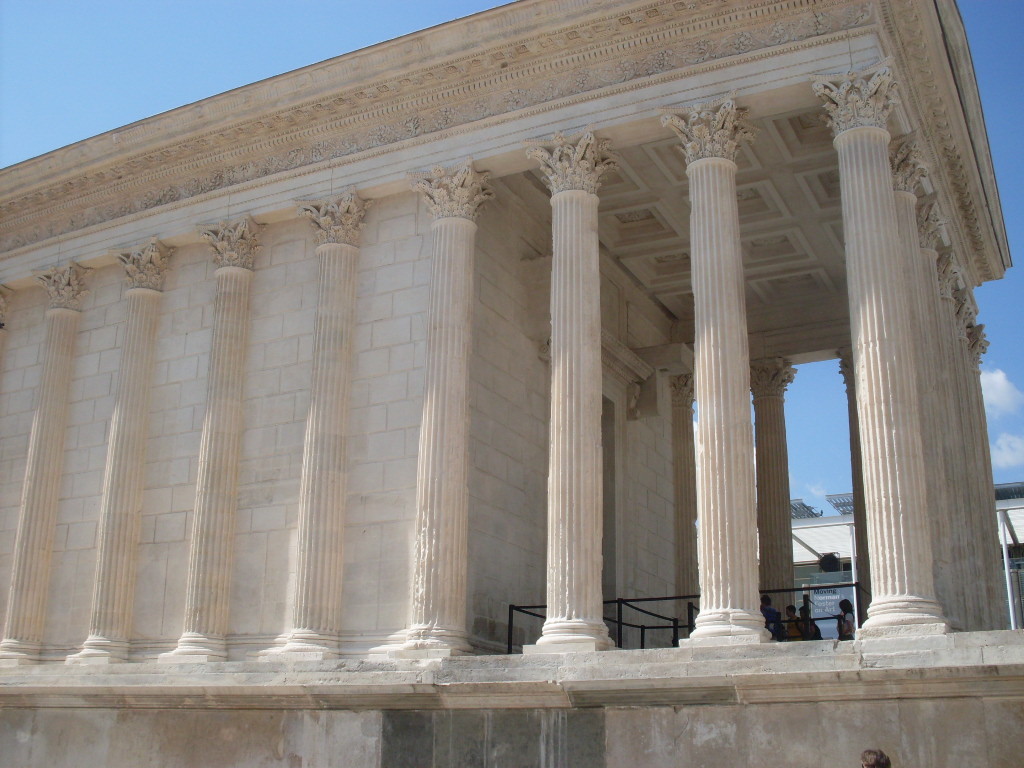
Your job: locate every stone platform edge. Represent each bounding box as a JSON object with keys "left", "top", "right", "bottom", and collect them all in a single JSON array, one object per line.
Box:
[{"left": 1, "top": 630, "right": 1022, "bottom": 711}]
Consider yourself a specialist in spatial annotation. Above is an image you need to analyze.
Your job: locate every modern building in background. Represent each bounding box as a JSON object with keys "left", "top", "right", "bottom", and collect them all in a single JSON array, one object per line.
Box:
[{"left": 0, "top": 1, "right": 1020, "bottom": 765}]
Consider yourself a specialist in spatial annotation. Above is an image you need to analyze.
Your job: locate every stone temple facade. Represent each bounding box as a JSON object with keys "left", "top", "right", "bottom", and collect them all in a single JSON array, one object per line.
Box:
[{"left": 0, "top": 1, "right": 1020, "bottom": 766}]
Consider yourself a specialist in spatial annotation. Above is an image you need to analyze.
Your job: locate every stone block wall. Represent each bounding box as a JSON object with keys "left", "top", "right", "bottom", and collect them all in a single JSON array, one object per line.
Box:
[{"left": 0, "top": 179, "right": 679, "bottom": 660}]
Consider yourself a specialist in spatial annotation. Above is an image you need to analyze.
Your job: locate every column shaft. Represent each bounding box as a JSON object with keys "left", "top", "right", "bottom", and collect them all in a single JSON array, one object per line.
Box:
[
  {"left": 406, "top": 217, "right": 477, "bottom": 652},
  {"left": 162, "top": 220, "right": 257, "bottom": 663},
  {"left": 689, "top": 157, "right": 763, "bottom": 637},
  {"left": 273, "top": 241, "right": 359, "bottom": 655},
  {"left": 537, "top": 188, "right": 608, "bottom": 647},
  {"left": 401, "top": 164, "right": 491, "bottom": 654},
  {"left": 830, "top": 120, "right": 945, "bottom": 629},
  {"left": 838, "top": 352, "right": 871, "bottom": 610},
  {"left": 750, "top": 359, "right": 796, "bottom": 594},
  {"left": 961, "top": 325, "right": 1005, "bottom": 629},
  {"left": 895, "top": 186, "right": 959, "bottom": 628},
  {"left": 73, "top": 287, "right": 163, "bottom": 661},
  {"left": 670, "top": 376, "right": 699, "bottom": 598},
  {"left": 1, "top": 263, "right": 87, "bottom": 663}
]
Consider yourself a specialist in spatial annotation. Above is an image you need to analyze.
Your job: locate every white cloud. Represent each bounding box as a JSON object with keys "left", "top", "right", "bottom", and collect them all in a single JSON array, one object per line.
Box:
[
  {"left": 981, "top": 369, "right": 1024, "bottom": 418},
  {"left": 805, "top": 482, "right": 828, "bottom": 498},
  {"left": 992, "top": 433, "right": 1024, "bottom": 470}
]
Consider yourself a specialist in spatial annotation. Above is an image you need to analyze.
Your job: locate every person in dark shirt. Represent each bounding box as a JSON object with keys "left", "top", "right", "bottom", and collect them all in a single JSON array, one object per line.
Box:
[{"left": 760, "top": 595, "right": 785, "bottom": 641}]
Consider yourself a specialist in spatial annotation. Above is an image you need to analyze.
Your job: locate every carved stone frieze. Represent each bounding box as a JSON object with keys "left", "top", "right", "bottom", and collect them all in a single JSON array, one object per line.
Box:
[
  {"left": 813, "top": 65, "right": 898, "bottom": 135},
  {"left": 749, "top": 358, "right": 796, "bottom": 399},
  {"left": 118, "top": 238, "right": 172, "bottom": 291},
  {"left": 0, "top": 3, "right": 876, "bottom": 254},
  {"left": 200, "top": 217, "right": 262, "bottom": 270},
  {"left": 35, "top": 262, "right": 90, "bottom": 310},
  {"left": 411, "top": 162, "right": 493, "bottom": 221},
  {"left": 660, "top": 97, "right": 756, "bottom": 164},
  {"left": 298, "top": 192, "right": 372, "bottom": 245},
  {"left": 917, "top": 200, "right": 946, "bottom": 251},
  {"left": 890, "top": 135, "right": 928, "bottom": 194},
  {"left": 669, "top": 373, "right": 694, "bottom": 409},
  {"left": 526, "top": 133, "right": 618, "bottom": 195}
]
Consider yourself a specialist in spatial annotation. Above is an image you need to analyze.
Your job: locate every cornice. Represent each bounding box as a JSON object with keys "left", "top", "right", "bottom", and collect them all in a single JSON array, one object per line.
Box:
[
  {"left": 0, "top": 0, "right": 874, "bottom": 255},
  {"left": 877, "top": 0, "right": 1008, "bottom": 284}
]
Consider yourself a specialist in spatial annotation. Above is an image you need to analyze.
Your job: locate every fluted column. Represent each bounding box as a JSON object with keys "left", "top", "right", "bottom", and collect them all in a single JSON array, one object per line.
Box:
[
  {"left": 670, "top": 375, "right": 699, "bottom": 598},
  {"left": 963, "top": 325, "right": 1003, "bottom": 629},
  {"left": 265, "top": 194, "right": 370, "bottom": 659},
  {"left": 161, "top": 218, "right": 260, "bottom": 662},
  {"left": 890, "top": 141, "right": 961, "bottom": 627},
  {"left": 0, "top": 264, "right": 89, "bottom": 664},
  {"left": 815, "top": 67, "right": 946, "bottom": 632},
  {"left": 401, "top": 163, "right": 492, "bottom": 654},
  {"left": 662, "top": 101, "right": 767, "bottom": 640},
  {"left": 750, "top": 358, "right": 796, "bottom": 594},
  {"left": 525, "top": 133, "right": 616, "bottom": 651},
  {"left": 838, "top": 349, "right": 871, "bottom": 608},
  {"left": 68, "top": 240, "right": 171, "bottom": 663}
]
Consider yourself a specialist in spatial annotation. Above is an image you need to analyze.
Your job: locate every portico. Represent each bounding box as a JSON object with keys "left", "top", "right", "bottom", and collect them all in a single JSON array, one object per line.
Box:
[{"left": 0, "top": 0, "right": 1016, "bottom": 764}]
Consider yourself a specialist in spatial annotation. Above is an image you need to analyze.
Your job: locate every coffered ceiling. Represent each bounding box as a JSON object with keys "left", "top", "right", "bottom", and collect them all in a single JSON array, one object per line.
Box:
[{"left": 587, "top": 106, "right": 851, "bottom": 356}]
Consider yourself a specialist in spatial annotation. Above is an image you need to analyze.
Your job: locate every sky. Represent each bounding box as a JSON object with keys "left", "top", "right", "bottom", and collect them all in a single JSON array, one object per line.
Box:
[{"left": 1, "top": 1, "right": 1021, "bottom": 515}]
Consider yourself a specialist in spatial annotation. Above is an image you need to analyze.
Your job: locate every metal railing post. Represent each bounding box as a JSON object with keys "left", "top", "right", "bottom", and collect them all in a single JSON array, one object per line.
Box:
[
  {"left": 507, "top": 604, "right": 516, "bottom": 654},
  {"left": 616, "top": 598, "right": 624, "bottom": 648}
]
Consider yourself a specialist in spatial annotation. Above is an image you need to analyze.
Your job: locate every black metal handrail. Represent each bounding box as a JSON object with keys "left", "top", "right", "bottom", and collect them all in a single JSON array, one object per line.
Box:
[{"left": 506, "top": 581, "right": 868, "bottom": 653}]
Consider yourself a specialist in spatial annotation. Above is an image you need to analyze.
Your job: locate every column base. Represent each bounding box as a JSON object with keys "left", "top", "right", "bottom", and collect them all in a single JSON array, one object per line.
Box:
[
  {"left": 259, "top": 631, "right": 340, "bottom": 661},
  {"left": 688, "top": 608, "right": 770, "bottom": 644},
  {"left": 399, "top": 625, "right": 473, "bottom": 656},
  {"left": 66, "top": 636, "right": 130, "bottom": 664},
  {"left": 861, "top": 596, "right": 948, "bottom": 634},
  {"left": 534, "top": 618, "right": 613, "bottom": 651},
  {"left": 158, "top": 632, "right": 227, "bottom": 663},
  {"left": 523, "top": 640, "right": 605, "bottom": 655},
  {"left": 0, "top": 639, "right": 40, "bottom": 666}
]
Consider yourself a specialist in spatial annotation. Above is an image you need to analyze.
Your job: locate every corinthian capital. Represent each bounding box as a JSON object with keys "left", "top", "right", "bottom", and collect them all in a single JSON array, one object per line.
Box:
[
  {"left": 36, "top": 262, "right": 90, "bottom": 310},
  {"left": 967, "top": 324, "right": 989, "bottom": 368},
  {"left": 890, "top": 136, "right": 928, "bottom": 193},
  {"left": 412, "top": 161, "right": 493, "bottom": 221},
  {"left": 936, "top": 253, "right": 959, "bottom": 301},
  {"left": 200, "top": 217, "right": 261, "bottom": 270},
  {"left": 669, "top": 373, "right": 694, "bottom": 409},
  {"left": 526, "top": 132, "right": 618, "bottom": 195},
  {"left": 917, "top": 200, "right": 946, "bottom": 251},
  {"left": 749, "top": 358, "right": 796, "bottom": 399},
  {"left": 298, "top": 191, "right": 372, "bottom": 246},
  {"left": 118, "top": 237, "right": 172, "bottom": 291},
  {"left": 837, "top": 348, "right": 855, "bottom": 395},
  {"left": 660, "top": 98, "right": 756, "bottom": 165},
  {"left": 813, "top": 66, "right": 898, "bottom": 135}
]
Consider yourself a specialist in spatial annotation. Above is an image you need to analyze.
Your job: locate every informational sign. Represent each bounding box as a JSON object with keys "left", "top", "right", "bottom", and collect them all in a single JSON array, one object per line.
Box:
[{"left": 798, "top": 577, "right": 856, "bottom": 640}]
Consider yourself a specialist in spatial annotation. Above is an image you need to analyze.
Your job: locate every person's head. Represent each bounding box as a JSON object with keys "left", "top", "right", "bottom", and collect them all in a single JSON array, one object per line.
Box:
[
  {"left": 799, "top": 605, "right": 810, "bottom": 618},
  {"left": 861, "top": 749, "right": 891, "bottom": 768},
  {"left": 785, "top": 605, "right": 797, "bottom": 618},
  {"left": 839, "top": 599, "right": 853, "bottom": 614},
  {"left": 761, "top": 594, "right": 772, "bottom": 607}
]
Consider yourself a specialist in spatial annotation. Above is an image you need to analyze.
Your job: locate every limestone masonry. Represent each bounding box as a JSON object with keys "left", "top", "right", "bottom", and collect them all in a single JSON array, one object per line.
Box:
[{"left": 0, "top": 1, "right": 1019, "bottom": 765}]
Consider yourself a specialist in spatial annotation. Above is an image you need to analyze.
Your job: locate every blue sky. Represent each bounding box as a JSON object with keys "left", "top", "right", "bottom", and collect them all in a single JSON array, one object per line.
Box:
[{"left": 1, "top": 1, "right": 1021, "bottom": 513}]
